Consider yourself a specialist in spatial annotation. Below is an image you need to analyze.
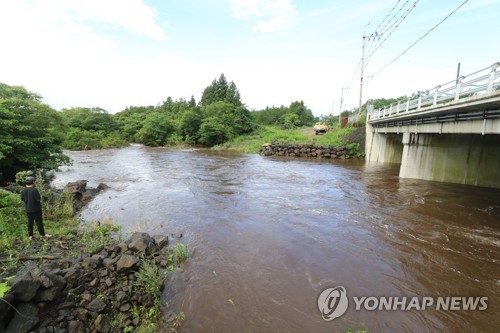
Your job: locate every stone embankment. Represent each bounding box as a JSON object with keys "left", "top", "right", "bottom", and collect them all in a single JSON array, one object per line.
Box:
[
  {"left": 259, "top": 140, "right": 357, "bottom": 159},
  {"left": 0, "top": 232, "right": 170, "bottom": 333}
]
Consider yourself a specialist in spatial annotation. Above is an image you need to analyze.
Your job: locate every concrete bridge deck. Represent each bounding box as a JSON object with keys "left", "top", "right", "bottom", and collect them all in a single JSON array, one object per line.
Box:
[{"left": 365, "top": 62, "right": 500, "bottom": 188}]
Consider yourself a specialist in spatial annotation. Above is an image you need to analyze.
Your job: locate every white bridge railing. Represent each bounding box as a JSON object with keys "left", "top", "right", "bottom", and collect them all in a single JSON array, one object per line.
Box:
[{"left": 369, "top": 62, "right": 500, "bottom": 121}]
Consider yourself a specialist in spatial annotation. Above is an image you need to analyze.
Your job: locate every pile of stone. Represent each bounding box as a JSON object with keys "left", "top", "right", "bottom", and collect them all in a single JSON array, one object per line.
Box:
[
  {"left": 0, "top": 232, "right": 171, "bottom": 333},
  {"left": 260, "top": 140, "right": 355, "bottom": 159}
]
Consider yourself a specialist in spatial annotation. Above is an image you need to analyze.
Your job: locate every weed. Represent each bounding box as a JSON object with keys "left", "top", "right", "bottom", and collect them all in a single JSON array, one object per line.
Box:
[
  {"left": 134, "top": 258, "right": 165, "bottom": 297},
  {"left": 173, "top": 243, "right": 189, "bottom": 264}
]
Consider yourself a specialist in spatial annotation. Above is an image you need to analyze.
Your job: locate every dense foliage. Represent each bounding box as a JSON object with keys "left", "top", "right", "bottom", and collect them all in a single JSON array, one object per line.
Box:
[
  {"left": 59, "top": 107, "right": 127, "bottom": 150},
  {"left": 113, "top": 74, "right": 254, "bottom": 147},
  {"left": 251, "top": 100, "right": 316, "bottom": 128},
  {"left": 0, "top": 74, "right": 406, "bottom": 182},
  {"left": 0, "top": 84, "right": 70, "bottom": 181}
]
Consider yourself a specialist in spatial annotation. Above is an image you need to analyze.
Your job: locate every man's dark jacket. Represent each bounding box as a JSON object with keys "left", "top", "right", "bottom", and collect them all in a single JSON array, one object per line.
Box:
[{"left": 21, "top": 187, "right": 42, "bottom": 213}]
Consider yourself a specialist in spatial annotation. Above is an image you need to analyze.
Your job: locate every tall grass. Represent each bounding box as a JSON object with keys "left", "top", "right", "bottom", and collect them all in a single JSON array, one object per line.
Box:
[{"left": 217, "top": 125, "right": 359, "bottom": 153}]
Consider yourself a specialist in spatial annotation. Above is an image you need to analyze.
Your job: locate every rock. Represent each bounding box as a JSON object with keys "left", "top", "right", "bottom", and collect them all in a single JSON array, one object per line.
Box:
[
  {"left": 63, "top": 181, "right": 88, "bottom": 200},
  {"left": 115, "top": 291, "right": 127, "bottom": 302},
  {"left": 128, "top": 233, "right": 154, "bottom": 253},
  {"left": 115, "top": 242, "right": 129, "bottom": 254},
  {"left": 35, "top": 286, "right": 62, "bottom": 302},
  {"left": 5, "top": 303, "right": 39, "bottom": 333},
  {"left": 81, "top": 255, "right": 102, "bottom": 270},
  {"left": 67, "top": 320, "right": 85, "bottom": 333},
  {"left": 74, "top": 308, "right": 89, "bottom": 321},
  {"left": 96, "top": 183, "right": 109, "bottom": 191},
  {"left": 95, "top": 314, "right": 111, "bottom": 333},
  {"left": 152, "top": 234, "right": 169, "bottom": 248},
  {"left": 86, "top": 298, "right": 108, "bottom": 314},
  {"left": 8, "top": 268, "right": 41, "bottom": 302},
  {"left": 116, "top": 254, "right": 139, "bottom": 273},
  {"left": 119, "top": 303, "right": 131, "bottom": 312}
]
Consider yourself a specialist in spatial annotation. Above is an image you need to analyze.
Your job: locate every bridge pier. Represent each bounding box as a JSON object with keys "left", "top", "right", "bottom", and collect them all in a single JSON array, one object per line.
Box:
[
  {"left": 399, "top": 133, "right": 500, "bottom": 188},
  {"left": 365, "top": 62, "right": 500, "bottom": 188},
  {"left": 365, "top": 125, "right": 403, "bottom": 164}
]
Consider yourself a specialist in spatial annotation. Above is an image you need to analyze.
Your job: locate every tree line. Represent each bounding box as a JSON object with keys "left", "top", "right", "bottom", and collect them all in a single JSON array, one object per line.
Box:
[
  {"left": 0, "top": 74, "right": 316, "bottom": 181},
  {"left": 1, "top": 73, "right": 404, "bottom": 182}
]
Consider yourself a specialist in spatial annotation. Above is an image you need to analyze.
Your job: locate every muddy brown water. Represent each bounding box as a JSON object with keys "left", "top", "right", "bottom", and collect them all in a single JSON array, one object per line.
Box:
[{"left": 52, "top": 145, "right": 500, "bottom": 333}]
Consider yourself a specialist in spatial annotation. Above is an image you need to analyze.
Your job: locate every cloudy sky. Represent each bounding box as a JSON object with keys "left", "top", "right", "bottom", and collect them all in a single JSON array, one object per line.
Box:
[{"left": 0, "top": 0, "right": 499, "bottom": 116}]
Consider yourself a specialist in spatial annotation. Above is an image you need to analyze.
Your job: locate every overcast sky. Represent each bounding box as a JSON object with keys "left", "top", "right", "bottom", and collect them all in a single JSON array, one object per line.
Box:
[{"left": 0, "top": 0, "right": 499, "bottom": 116}]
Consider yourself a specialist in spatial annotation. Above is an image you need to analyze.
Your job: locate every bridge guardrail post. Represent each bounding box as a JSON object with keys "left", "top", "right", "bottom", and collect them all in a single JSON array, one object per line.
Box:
[
  {"left": 406, "top": 97, "right": 410, "bottom": 112},
  {"left": 389, "top": 104, "right": 393, "bottom": 116},
  {"left": 433, "top": 85, "right": 441, "bottom": 106},
  {"left": 396, "top": 102, "right": 400, "bottom": 114},
  {"left": 455, "top": 76, "right": 465, "bottom": 101},
  {"left": 487, "top": 62, "right": 500, "bottom": 92},
  {"left": 417, "top": 91, "right": 422, "bottom": 110}
]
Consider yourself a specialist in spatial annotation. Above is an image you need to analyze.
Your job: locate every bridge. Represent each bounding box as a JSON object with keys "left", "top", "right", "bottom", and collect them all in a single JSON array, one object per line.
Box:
[{"left": 365, "top": 62, "right": 500, "bottom": 188}]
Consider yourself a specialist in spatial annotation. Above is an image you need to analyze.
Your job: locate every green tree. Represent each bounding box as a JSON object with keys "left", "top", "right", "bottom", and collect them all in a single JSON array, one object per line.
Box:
[
  {"left": 180, "top": 110, "right": 203, "bottom": 143},
  {"left": 114, "top": 105, "right": 155, "bottom": 142},
  {"left": 198, "top": 117, "right": 231, "bottom": 146},
  {"left": 200, "top": 74, "right": 243, "bottom": 107},
  {"left": 60, "top": 107, "right": 118, "bottom": 132},
  {"left": 288, "top": 100, "right": 315, "bottom": 126},
  {"left": 136, "top": 112, "right": 177, "bottom": 146},
  {"left": 0, "top": 84, "right": 69, "bottom": 180}
]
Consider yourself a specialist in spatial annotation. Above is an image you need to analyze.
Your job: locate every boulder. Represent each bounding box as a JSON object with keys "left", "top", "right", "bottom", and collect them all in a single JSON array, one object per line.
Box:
[
  {"left": 152, "top": 234, "right": 169, "bottom": 248},
  {"left": 94, "top": 314, "right": 111, "bottom": 333},
  {"left": 116, "top": 254, "right": 139, "bottom": 273},
  {"left": 86, "top": 298, "right": 108, "bottom": 314},
  {"left": 64, "top": 181, "right": 88, "bottom": 200},
  {"left": 128, "top": 233, "right": 154, "bottom": 253},
  {"left": 8, "top": 268, "right": 41, "bottom": 302},
  {"left": 5, "top": 303, "right": 39, "bottom": 333}
]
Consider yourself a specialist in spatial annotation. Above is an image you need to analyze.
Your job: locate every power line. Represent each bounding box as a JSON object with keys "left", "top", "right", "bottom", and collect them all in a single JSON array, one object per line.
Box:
[
  {"left": 377, "top": 0, "right": 412, "bottom": 37},
  {"left": 373, "top": 0, "right": 402, "bottom": 35},
  {"left": 365, "top": 0, "right": 420, "bottom": 67},
  {"left": 365, "top": 0, "right": 410, "bottom": 58},
  {"left": 371, "top": 0, "right": 469, "bottom": 78}
]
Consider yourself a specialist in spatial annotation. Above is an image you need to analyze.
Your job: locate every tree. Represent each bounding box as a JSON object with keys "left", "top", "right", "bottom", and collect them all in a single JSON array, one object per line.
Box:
[
  {"left": 60, "top": 107, "right": 118, "bottom": 132},
  {"left": 200, "top": 74, "right": 242, "bottom": 107},
  {"left": 0, "top": 84, "right": 69, "bottom": 180},
  {"left": 288, "top": 100, "right": 315, "bottom": 126},
  {"left": 198, "top": 117, "right": 231, "bottom": 146},
  {"left": 136, "top": 112, "right": 177, "bottom": 146},
  {"left": 180, "top": 110, "right": 203, "bottom": 143}
]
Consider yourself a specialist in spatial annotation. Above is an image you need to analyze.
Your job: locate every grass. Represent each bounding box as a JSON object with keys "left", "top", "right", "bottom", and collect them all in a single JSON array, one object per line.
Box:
[
  {"left": 215, "top": 125, "right": 361, "bottom": 153},
  {"left": 1, "top": 172, "right": 186, "bottom": 333},
  {"left": 173, "top": 243, "right": 189, "bottom": 264}
]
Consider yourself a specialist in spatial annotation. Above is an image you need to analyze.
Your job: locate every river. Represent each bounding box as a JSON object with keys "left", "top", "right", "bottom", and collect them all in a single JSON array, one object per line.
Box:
[{"left": 52, "top": 144, "right": 500, "bottom": 333}]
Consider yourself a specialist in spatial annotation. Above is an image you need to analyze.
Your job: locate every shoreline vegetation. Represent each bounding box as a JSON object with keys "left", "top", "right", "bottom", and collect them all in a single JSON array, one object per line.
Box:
[
  {"left": 213, "top": 124, "right": 366, "bottom": 157},
  {"left": 0, "top": 177, "right": 187, "bottom": 332},
  {"left": 0, "top": 74, "right": 396, "bottom": 333},
  {"left": 1, "top": 76, "right": 386, "bottom": 183}
]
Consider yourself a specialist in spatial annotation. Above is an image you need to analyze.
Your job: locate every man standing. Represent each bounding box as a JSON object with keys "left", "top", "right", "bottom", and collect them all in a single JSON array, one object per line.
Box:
[{"left": 21, "top": 176, "right": 51, "bottom": 241}]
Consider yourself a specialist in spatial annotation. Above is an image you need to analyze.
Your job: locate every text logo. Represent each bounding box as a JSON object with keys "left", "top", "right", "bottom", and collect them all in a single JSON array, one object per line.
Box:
[{"left": 317, "top": 286, "right": 349, "bottom": 321}]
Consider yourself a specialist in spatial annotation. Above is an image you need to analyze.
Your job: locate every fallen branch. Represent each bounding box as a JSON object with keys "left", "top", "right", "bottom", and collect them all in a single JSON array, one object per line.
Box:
[{"left": 0, "top": 255, "right": 58, "bottom": 263}]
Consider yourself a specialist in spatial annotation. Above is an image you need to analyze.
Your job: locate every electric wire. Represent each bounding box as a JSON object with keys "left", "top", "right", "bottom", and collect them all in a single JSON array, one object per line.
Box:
[
  {"left": 365, "top": 0, "right": 420, "bottom": 67},
  {"left": 365, "top": 0, "right": 411, "bottom": 58},
  {"left": 370, "top": 0, "right": 469, "bottom": 78},
  {"left": 373, "top": 0, "right": 402, "bottom": 35}
]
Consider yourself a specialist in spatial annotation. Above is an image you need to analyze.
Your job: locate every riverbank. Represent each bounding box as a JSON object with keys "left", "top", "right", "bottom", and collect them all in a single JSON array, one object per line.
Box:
[
  {"left": 213, "top": 125, "right": 366, "bottom": 156},
  {"left": 0, "top": 182, "right": 186, "bottom": 332}
]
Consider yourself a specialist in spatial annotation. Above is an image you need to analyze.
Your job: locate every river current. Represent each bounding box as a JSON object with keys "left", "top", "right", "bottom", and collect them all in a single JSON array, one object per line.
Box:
[{"left": 52, "top": 144, "right": 500, "bottom": 333}]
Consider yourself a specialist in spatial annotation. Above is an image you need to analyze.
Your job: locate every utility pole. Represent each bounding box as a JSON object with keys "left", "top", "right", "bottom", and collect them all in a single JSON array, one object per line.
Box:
[
  {"left": 339, "top": 87, "right": 348, "bottom": 124},
  {"left": 358, "top": 35, "right": 366, "bottom": 119}
]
